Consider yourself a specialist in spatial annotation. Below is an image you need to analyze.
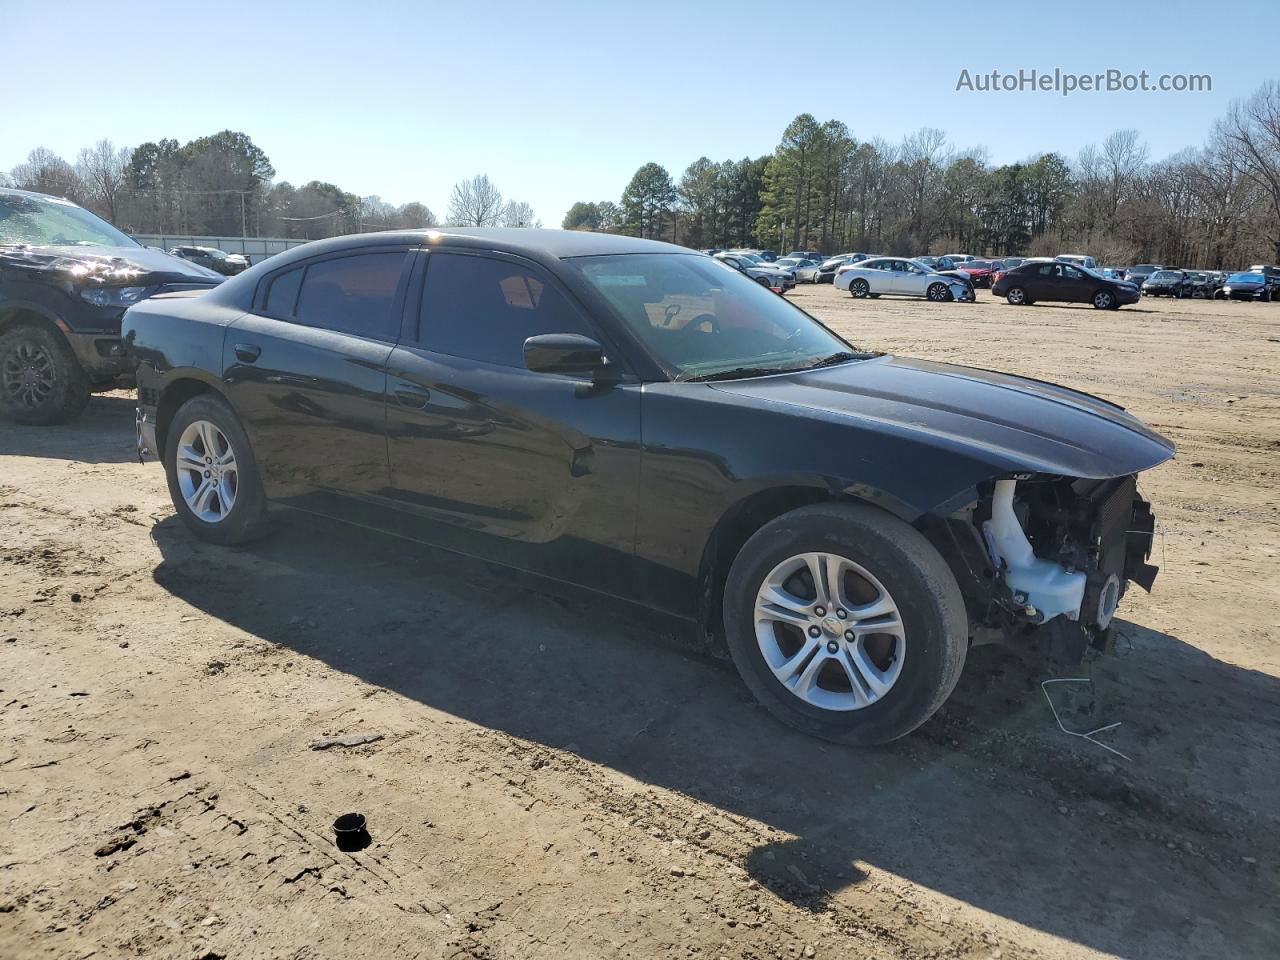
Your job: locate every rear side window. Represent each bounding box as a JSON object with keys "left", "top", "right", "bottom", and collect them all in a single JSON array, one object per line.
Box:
[
  {"left": 294, "top": 252, "right": 405, "bottom": 340},
  {"left": 417, "top": 253, "right": 593, "bottom": 367},
  {"left": 265, "top": 267, "right": 303, "bottom": 317}
]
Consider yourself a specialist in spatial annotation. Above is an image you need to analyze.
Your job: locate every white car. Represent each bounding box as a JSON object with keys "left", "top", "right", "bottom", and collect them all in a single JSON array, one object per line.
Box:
[
  {"left": 834, "top": 256, "right": 971, "bottom": 302},
  {"left": 774, "top": 257, "right": 821, "bottom": 283},
  {"left": 1056, "top": 253, "right": 1098, "bottom": 271}
]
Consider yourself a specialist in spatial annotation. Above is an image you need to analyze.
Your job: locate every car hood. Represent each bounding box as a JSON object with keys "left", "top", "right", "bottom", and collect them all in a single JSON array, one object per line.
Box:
[
  {"left": 708, "top": 354, "right": 1174, "bottom": 480},
  {"left": 0, "top": 243, "right": 224, "bottom": 285}
]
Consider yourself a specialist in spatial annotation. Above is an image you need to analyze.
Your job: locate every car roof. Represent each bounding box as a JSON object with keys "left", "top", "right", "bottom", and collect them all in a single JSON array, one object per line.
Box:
[{"left": 267, "top": 228, "right": 695, "bottom": 265}]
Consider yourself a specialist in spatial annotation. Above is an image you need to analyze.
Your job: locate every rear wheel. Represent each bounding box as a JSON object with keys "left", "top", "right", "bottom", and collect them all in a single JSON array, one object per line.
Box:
[
  {"left": 164, "top": 394, "right": 270, "bottom": 545},
  {"left": 1005, "top": 287, "right": 1028, "bottom": 305},
  {"left": 0, "top": 324, "right": 90, "bottom": 425},
  {"left": 850, "top": 278, "right": 870, "bottom": 298},
  {"left": 723, "top": 502, "right": 967, "bottom": 745}
]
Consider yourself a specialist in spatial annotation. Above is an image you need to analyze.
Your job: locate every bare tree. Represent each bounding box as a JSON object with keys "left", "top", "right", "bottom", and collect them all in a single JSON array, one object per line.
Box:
[
  {"left": 1218, "top": 81, "right": 1280, "bottom": 261},
  {"left": 446, "top": 174, "right": 505, "bottom": 226},
  {"left": 503, "top": 200, "right": 541, "bottom": 228},
  {"left": 76, "top": 139, "right": 131, "bottom": 223},
  {"left": 10, "top": 147, "right": 85, "bottom": 203},
  {"left": 397, "top": 202, "right": 438, "bottom": 228}
]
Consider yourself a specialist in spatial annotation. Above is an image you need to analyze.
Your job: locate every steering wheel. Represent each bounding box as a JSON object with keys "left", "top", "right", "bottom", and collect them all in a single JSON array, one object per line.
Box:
[{"left": 678, "top": 313, "right": 720, "bottom": 338}]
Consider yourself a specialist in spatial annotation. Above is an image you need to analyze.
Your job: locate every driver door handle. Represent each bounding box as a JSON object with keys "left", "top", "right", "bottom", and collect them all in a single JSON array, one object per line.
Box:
[{"left": 393, "top": 384, "right": 431, "bottom": 409}]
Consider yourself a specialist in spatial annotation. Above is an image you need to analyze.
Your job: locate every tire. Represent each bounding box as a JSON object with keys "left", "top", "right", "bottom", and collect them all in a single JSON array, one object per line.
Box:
[
  {"left": 164, "top": 393, "right": 270, "bottom": 545},
  {"left": 723, "top": 502, "right": 967, "bottom": 746},
  {"left": 926, "top": 282, "right": 949, "bottom": 302},
  {"left": 0, "top": 324, "right": 90, "bottom": 425},
  {"left": 755, "top": 276, "right": 771, "bottom": 288},
  {"left": 849, "top": 278, "right": 870, "bottom": 298},
  {"left": 1005, "top": 287, "right": 1028, "bottom": 305},
  {"left": 1092, "top": 289, "right": 1116, "bottom": 310}
]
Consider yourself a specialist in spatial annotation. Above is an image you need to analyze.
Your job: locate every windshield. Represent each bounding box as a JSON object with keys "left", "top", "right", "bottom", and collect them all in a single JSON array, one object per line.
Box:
[
  {"left": 1227, "top": 272, "right": 1262, "bottom": 283},
  {"left": 572, "top": 253, "right": 859, "bottom": 381},
  {"left": 0, "top": 192, "right": 137, "bottom": 248},
  {"left": 1150, "top": 270, "right": 1181, "bottom": 281}
]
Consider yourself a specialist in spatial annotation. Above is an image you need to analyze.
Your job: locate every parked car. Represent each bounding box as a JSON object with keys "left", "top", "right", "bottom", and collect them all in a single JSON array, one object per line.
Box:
[
  {"left": 784, "top": 250, "right": 822, "bottom": 263},
  {"left": 916, "top": 256, "right": 959, "bottom": 272},
  {"left": 1000, "top": 257, "right": 1025, "bottom": 269},
  {"left": 1216, "top": 271, "right": 1275, "bottom": 301},
  {"left": 1141, "top": 269, "right": 1194, "bottom": 298},
  {"left": 815, "top": 253, "right": 867, "bottom": 283},
  {"left": 125, "top": 227, "right": 1170, "bottom": 745},
  {"left": 953, "top": 259, "right": 999, "bottom": 288},
  {"left": 1126, "top": 263, "right": 1163, "bottom": 288},
  {"left": 1183, "top": 271, "right": 1215, "bottom": 298},
  {"left": 718, "top": 252, "right": 794, "bottom": 289},
  {"left": 757, "top": 249, "right": 779, "bottom": 262},
  {"left": 714, "top": 252, "right": 785, "bottom": 292},
  {"left": 943, "top": 253, "right": 974, "bottom": 263},
  {"left": 991, "top": 259, "right": 1140, "bottom": 309},
  {"left": 169, "top": 245, "right": 251, "bottom": 276},
  {"left": 835, "top": 257, "right": 971, "bottom": 302},
  {"left": 0, "top": 187, "right": 223, "bottom": 424},
  {"left": 1056, "top": 254, "right": 1098, "bottom": 271},
  {"left": 1100, "top": 267, "right": 1125, "bottom": 281},
  {"left": 775, "top": 257, "right": 821, "bottom": 283}
]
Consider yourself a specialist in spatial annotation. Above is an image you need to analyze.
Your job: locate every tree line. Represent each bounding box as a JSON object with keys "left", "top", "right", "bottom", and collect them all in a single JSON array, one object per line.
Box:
[
  {"left": 565, "top": 80, "right": 1280, "bottom": 268},
  {"left": 3, "top": 133, "right": 540, "bottom": 239}
]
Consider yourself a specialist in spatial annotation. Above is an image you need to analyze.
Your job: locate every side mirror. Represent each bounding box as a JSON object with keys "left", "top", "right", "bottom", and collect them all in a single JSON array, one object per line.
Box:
[{"left": 523, "top": 333, "right": 606, "bottom": 375}]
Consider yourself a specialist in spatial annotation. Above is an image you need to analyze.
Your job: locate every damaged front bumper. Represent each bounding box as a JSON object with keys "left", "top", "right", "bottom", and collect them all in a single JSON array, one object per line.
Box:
[
  {"left": 136, "top": 406, "right": 158, "bottom": 463},
  {"left": 972, "top": 474, "right": 1159, "bottom": 669}
]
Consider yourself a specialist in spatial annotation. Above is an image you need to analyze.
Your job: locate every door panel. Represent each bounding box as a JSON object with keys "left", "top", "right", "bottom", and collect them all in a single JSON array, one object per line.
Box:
[
  {"left": 383, "top": 347, "right": 643, "bottom": 593},
  {"left": 223, "top": 314, "right": 394, "bottom": 498}
]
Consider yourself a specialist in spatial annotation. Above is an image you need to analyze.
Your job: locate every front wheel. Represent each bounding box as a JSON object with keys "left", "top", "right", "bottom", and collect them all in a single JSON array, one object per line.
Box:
[
  {"left": 849, "top": 278, "right": 870, "bottom": 298},
  {"left": 1092, "top": 289, "right": 1116, "bottom": 310},
  {"left": 164, "top": 394, "right": 270, "bottom": 545},
  {"left": 723, "top": 502, "right": 967, "bottom": 745},
  {"left": 0, "top": 324, "right": 90, "bottom": 425},
  {"left": 926, "top": 282, "right": 949, "bottom": 302}
]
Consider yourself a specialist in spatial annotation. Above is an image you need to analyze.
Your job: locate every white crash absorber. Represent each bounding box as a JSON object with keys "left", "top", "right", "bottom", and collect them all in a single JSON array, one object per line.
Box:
[{"left": 983, "top": 479, "right": 1086, "bottom": 622}]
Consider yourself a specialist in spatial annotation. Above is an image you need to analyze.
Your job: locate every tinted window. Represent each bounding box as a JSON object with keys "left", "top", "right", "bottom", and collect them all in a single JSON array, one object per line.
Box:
[
  {"left": 264, "top": 266, "right": 303, "bottom": 318},
  {"left": 418, "top": 253, "right": 592, "bottom": 367},
  {"left": 294, "top": 253, "right": 405, "bottom": 339}
]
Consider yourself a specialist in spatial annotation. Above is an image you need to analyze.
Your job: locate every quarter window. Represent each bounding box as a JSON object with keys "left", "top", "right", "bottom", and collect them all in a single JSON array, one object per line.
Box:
[
  {"left": 264, "top": 267, "right": 303, "bottom": 317},
  {"left": 417, "top": 253, "right": 593, "bottom": 367},
  {"left": 293, "top": 252, "right": 406, "bottom": 340}
]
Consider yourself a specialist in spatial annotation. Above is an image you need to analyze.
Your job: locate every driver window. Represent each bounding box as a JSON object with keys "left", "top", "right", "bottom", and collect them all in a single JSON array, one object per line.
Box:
[{"left": 418, "top": 253, "right": 594, "bottom": 367}]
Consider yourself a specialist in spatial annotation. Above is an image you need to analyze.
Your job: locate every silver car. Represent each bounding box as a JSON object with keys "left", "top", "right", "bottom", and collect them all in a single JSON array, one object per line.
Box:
[
  {"left": 774, "top": 257, "right": 821, "bottom": 283},
  {"left": 834, "top": 256, "right": 971, "bottom": 302}
]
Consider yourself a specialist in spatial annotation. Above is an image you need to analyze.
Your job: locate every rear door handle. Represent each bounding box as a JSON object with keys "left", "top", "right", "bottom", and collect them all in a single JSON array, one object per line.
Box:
[
  {"left": 394, "top": 384, "right": 431, "bottom": 409},
  {"left": 234, "top": 343, "right": 261, "bottom": 363}
]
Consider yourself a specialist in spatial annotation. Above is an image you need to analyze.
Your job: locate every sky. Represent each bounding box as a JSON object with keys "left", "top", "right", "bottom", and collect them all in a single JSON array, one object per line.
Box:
[{"left": 3, "top": 0, "right": 1276, "bottom": 228}]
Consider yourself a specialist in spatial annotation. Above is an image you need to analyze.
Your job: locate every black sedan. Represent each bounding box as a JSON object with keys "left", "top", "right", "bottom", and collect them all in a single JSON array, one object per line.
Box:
[
  {"left": 991, "top": 259, "right": 1140, "bottom": 309},
  {"left": 124, "top": 229, "right": 1171, "bottom": 746},
  {"left": 1141, "top": 269, "right": 1193, "bottom": 298}
]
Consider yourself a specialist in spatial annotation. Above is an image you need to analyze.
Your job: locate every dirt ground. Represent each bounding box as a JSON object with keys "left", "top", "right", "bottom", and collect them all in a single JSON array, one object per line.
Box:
[{"left": 2, "top": 288, "right": 1278, "bottom": 960}]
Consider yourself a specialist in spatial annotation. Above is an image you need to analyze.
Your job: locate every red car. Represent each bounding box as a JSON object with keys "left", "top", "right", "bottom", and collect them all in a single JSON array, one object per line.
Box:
[{"left": 958, "top": 259, "right": 1002, "bottom": 288}]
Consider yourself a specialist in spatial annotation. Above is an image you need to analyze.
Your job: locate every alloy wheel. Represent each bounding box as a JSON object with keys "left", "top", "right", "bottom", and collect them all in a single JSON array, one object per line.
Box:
[
  {"left": 851, "top": 279, "right": 870, "bottom": 298},
  {"left": 1094, "top": 291, "right": 1114, "bottom": 309},
  {"left": 175, "top": 420, "right": 239, "bottom": 523},
  {"left": 1, "top": 340, "right": 55, "bottom": 410},
  {"left": 1007, "top": 288, "right": 1025, "bottom": 305},
  {"left": 927, "top": 283, "right": 947, "bottom": 302},
  {"left": 754, "top": 551, "right": 905, "bottom": 711}
]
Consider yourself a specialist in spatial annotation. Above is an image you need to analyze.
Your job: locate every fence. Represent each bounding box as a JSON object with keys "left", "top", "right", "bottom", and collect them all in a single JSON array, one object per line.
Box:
[{"left": 130, "top": 234, "right": 311, "bottom": 266}]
